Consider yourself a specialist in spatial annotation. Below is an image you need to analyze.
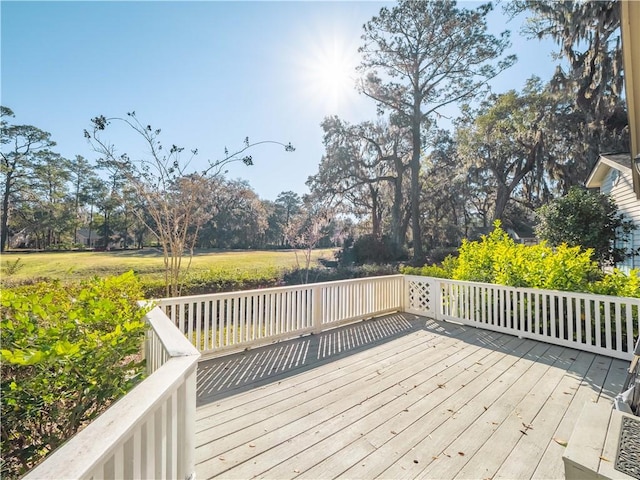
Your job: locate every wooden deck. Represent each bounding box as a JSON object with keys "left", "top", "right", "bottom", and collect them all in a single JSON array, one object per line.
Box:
[{"left": 194, "top": 313, "right": 628, "bottom": 480}]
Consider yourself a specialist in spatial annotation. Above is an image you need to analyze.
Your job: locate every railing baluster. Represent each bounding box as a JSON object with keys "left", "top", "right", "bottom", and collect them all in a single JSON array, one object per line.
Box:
[
  {"left": 560, "top": 295, "right": 567, "bottom": 341},
  {"left": 204, "top": 300, "right": 210, "bottom": 351},
  {"left": 615, "top": 301, "right": 622, "bottom": 353},
  {"left": 595, "top": 299, "right": 602, "bottom": 348},
  {"left": 585, "top": 298, "right": 592, "bottom": 347},
  {"left": 605, "top": 300, "right": 613, "bottom": 351}
]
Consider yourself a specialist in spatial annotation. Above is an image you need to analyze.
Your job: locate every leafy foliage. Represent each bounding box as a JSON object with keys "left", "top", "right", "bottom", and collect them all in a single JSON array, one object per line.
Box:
[
  {"left": 1, "top": 106, "right": 57, "bottom": 253},
  {"left": 405, "top": 222, "right": 640, "bottom": 298},
  {"left": 589, "top": 269, "right": 640, "bottom": 298},
  {"left": 307, "top": 116, "right": 412, "bottom": 247},
  {"left": 402, "top": 255, "right": 457, "bottom": 279},
  {"left": 0, "top": 272, "right": 149, "bottom": 479},
  {"left": 536, "top": 186, "right": 636, "bottom": 266},
  {"left": 510, "top": 0, "right": 628, "bottom": 178},
  {"left": 454, "top": 78, "right": 561, "bottom": 223},
  {"left": 453, "top": 222, "right": 603, "bottom": 292},
  {"left": 340, "top": 234, "right": 408, "bottom": 265}
]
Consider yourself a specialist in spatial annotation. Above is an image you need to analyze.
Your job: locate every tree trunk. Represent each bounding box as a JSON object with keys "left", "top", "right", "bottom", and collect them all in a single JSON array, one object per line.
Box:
[
  {"left": 371, "top": 187, "right": 381, "bottom": 240},
  {"left": 390, "top": 159, "right": 404, "bottom": 248},
  {"left": 492, "top": 185, "right": 509, "bottom": 222},
  {"left": 1, "top": 173, "right": 11, "bottom": 252},
  {"left": 410, "top": 113, "right": 424, "bottom": 264}
]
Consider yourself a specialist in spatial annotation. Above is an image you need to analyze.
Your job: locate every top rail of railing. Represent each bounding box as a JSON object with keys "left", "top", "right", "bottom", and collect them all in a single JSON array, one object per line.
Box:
[{"left": 154, "top": 274, "right": 406, "bottom": 304}]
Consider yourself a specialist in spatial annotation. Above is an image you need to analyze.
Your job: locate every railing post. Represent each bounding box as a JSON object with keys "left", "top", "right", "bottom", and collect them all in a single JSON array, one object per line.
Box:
[
  {"left": 432, "top": 278, "right": 442, "bottom": 321},
  {"left": 312, "top": 285, "right": 323, "bottom": 333},
  {"left": 182, "top": 365, "right": 197, "bottom": 480}
]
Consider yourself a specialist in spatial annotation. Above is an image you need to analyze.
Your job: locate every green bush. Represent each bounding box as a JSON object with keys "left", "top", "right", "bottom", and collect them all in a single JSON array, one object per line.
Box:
[
  {"left": 536, "top": 186, "right": 636, "bottom": 267},
  {"left": 0, "top": 272, "right": 149, "bottom": 479},
  {"left": 142, "top": 266, "right": 285, "bottom": 297},
  {"left": 339, "top": 235, "right": 408, "bottom": 265},
  {"left": 283, "top": 264, "right": 399, "bottom": 285},
  {"left": 402, "top": 255, "right": 457, "bottom": 279},
  {"left": 405, "top": 222, "right": 640, "bottom": 297},
  {"left": 449, "top": 222, "right": 601, "bottom": 292},
  {"left": 589, "top": 268, "right": 640, "bottom": 298}
]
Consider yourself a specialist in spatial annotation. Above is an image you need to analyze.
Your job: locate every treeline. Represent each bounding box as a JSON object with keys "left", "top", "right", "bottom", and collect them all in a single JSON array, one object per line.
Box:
[
  {"left": 2, "top": 1, "right": 630, "bottom": 268},
  {"left": 306, "top": 1, "right": 628, "bottom": 263},
  {"left": 0, "top": 108, "right": 345, "bottom": 253}
]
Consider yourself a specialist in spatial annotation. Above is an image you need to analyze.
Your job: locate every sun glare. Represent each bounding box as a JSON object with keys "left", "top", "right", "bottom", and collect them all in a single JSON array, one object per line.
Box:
[{"left": 298, "top": 35, "right": 358, "bottom": 113}]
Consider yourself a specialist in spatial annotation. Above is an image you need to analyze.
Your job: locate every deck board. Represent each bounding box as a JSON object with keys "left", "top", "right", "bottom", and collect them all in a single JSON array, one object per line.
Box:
[{"left": 194, "top": 313, "right": 627, "bottom": 480}]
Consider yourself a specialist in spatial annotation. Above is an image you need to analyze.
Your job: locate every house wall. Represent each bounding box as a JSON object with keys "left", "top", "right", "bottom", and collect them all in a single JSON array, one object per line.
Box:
[{"left": 603, "top": 168, "right": 640, "bottom": 272}]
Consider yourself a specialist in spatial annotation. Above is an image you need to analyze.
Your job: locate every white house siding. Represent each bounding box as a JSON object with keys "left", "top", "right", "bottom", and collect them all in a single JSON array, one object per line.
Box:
[{"left": 604, "top": 168, "right": 640, "bottom": 272}]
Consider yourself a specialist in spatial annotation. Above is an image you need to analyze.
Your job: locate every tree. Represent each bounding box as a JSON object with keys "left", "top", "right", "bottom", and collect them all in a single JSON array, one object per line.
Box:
[
  {"left": 536, "top": 186, "right": 635, "bottom": 267},
  {"left": 68, "top": 155, "right": 97, "bottom": 245},
  {"left": 358, "top": 0, "right": 515, "bottom": 263},
  {"left": 284, "top": 197, "right": 334, "bottom": 284},
  {"left": 199, "top": 179, "right": 268, "bottom": 249},
  {"left": 422, "top": 129, "right": 469, "bottom": 249},
  {"left": 0, "top": 107, "right": 56, "bottom": 251},
  {"left": 29, "top": 150, "right": 73, "bottom": 248},
  {"left": 86, "top": 112, "right": 294, "bottom": 296},
  {"left": 455, "top": 78, "right": 558, "bottom": 225},
  {"left": 509, "top": 1, "right": 628, "bottom": 183},
  {"left": 82, "top": 176, "right": 109, "bottom": 248},
  {"left": 307, "top": 116, "right": 411, "bottom": 247},
  {"left": 275, "top": 191, "right": 302, "bottom": 246}
]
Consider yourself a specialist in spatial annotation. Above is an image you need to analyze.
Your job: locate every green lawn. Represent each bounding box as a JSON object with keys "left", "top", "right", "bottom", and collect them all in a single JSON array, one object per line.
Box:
[{"left": 1, "top": 248, "right": 336, "bottom": 285}]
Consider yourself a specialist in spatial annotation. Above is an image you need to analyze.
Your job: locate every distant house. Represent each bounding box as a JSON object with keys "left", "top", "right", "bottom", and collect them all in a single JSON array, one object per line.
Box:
[
  {"left": 8, "top": 229, "right": 30, "bottom": 249},
  {"left": 585, "top": 153, "right": 640, "bottom": 272},
  {"left": 76, "top": 228, "right": 101, "bottom": 248}
]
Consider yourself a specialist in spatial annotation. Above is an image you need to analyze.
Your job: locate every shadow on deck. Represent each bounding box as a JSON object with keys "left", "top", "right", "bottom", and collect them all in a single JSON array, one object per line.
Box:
[
  {"left": 197, "top": 313, "right": 625, "bottom": 406},
  {"left": 197, "top": 313, "right": 426, "bottom": 405}
]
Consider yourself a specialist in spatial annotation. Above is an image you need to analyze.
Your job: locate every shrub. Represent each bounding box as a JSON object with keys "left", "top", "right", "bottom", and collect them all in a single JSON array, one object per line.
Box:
[
  {"left": 402, "top": 255, "right": 457, "bottom": 279},
  {"left": 1, "top": 257, "right": 24, "bottom": 276},
  {"left": 450, "top": 221, "right": 602, "bottom": 292},
  {"left": 0, "top": 272, "right": 149, "bottom": 479},
  {"left": 536, "top": 186, "right": 636, "bottom": 267},
  {"left": 406, "top": 221, "right": 621, "bottom": 294},
  {"left": 339, "top": 234, "right": 408, "bottom": 265},
  {"left": 142, "top": 267, "right": 285, "bottom": 298},
  {"left": 283, "top": 264, "right": 399, "bottom": 285},
  {"left": 589, "top": 269, "right": 640, "bottom": 298}
]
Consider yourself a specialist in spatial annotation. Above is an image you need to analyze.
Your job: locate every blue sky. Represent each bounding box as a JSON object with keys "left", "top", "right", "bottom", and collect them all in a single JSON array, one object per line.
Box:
[{"left": 1, "top": 1, "right": 559, "bottom": 201}]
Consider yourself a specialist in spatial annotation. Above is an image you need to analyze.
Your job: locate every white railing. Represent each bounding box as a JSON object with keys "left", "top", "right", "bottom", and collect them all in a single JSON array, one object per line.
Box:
[
  {"left": 22, "top": 274, "right": 638, "bottom": 479},
  {"left": 405, "top": 275, "right": 640, "bottom": 360},
  {"left": 155, "top": 275, "right": 405, "bottom": 356},
  {"left": 24, "top": 306, "right": 200, "bottom": 480}
]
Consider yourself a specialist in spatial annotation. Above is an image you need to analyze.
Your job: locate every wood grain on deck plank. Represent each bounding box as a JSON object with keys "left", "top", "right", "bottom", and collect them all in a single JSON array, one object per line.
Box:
[{"left": 193, "top": 313, "right": 626, "bottom": 480}]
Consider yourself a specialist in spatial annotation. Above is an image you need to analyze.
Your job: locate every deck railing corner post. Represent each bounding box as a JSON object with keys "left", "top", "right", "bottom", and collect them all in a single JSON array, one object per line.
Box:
[{"left": 432, "top": 277, "right": 442, "bottom": 321}]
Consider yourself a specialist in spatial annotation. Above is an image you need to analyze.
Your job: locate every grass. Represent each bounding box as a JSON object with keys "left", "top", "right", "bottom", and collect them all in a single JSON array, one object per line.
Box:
[{"left": 0, "top": 248, "right": 337, "bottom": 286}]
